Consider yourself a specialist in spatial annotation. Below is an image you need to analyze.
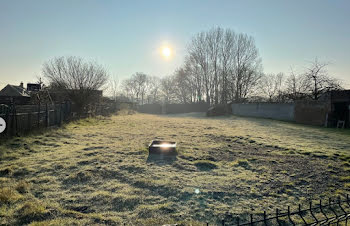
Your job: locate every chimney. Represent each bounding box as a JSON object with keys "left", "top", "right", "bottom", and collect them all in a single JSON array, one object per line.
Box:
[{"left": 20, "top": 82, "right": 24, "bottom": 88}]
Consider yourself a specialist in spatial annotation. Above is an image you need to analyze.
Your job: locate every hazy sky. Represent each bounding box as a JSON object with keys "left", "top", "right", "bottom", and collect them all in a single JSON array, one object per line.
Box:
[{"left": 0, "top": 0, "right": 349, "bottom": 89}]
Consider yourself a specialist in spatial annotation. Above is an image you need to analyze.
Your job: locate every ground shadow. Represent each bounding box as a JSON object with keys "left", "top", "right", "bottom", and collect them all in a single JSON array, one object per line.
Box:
[
  {"left": 160, "top": 112, "right": 207, "bottom": 118},
  {"left": 146, "top": 154, "right": 177, "bottom": 165}
]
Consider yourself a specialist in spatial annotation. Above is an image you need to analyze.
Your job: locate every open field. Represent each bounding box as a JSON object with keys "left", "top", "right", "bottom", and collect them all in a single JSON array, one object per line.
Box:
[{"left": 0, "top": 112, "right": 350, "bottom": 225}]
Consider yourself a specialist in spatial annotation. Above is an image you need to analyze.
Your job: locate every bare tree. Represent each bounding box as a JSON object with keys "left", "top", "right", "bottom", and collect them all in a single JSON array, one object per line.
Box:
[
  {"left": 231, "top": 33, "right": 262, "bottom": 102},
  {"left": 303, "top": 59, "right": 342, "bottom": 100},
  {"left": 173, "top": 67, "right": 192, "bottom": 104},
  {"left": 108, "top": 76, "right": 119, "bottom": 102},
  {"left": 259, "top": 73, "right": 284, "bottom": 102},
  {"left": 122, "top": 78, "right": 137, "bottom": 102},
  {"left": 189, "top": 31, "right": 211, "bottom": 104},
  {"left": 42, "top": 56, "right": 108, "bottom": 113},
  {"left": 219, "top": 29, "right": 235, "bottom": 103},
  {"left": 125, "top": 72, "right": 148, "bottom": 104},
  {"left": 160, "top": 76, "right": 177, "bottom": 104},
  {"left": 207, "top": 27, "right": 223, "bottom": 104},
  {"left": 285, "top": 68, "right": 309, "bottom": 101},
  {"left": 146, "top": 76, "right": 161, "bottom": 104},
  {"left": 184, "top": 56, "right": 203, "bottom": 102},
  {"left": 187, "top": 27, "right": 262, "bottom": 104}
]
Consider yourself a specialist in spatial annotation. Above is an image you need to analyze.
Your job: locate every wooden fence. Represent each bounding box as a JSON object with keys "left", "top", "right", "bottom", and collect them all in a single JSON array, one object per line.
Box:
[
  {"left": 0, "top": 102, "right": 72, "bottom": 138},
  {"left": 0, "top": 101, "right": 134, "bottom": 138}
]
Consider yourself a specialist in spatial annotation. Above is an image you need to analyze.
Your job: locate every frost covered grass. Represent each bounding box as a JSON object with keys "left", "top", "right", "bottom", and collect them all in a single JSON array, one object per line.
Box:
[{"left": 0, "top": 113, "right": 349, "bottom": 225}]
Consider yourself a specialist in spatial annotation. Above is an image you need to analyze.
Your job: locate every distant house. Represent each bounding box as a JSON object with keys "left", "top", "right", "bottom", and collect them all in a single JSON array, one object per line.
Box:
[{"left": 0, "top": 82, "right": 31, "bottom": 104}]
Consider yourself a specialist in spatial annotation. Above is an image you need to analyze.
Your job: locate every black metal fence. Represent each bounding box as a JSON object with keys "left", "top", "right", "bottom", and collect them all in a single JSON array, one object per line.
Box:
[{"left": 219, "top": 195, "right": 350, "bottom": 226}]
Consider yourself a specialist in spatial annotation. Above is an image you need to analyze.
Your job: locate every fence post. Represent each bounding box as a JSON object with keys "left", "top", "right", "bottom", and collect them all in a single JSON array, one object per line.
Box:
[
  {"left": 59, "top": 103, "right": 63, "bottom": 126},
  {"left": 37, "top": 102, "right": 40, "bottom": 128},
  {"left": 27, "top": 112, "right": 31, "bottom": 132},
  {"left": 6, "top": 106, "right": 10, "bottom": 136},
  {"left": 54, "top": 104, "right": 57, "bottom": 125},
  {"left": 45, "top": 103, "right": 49, "bottom": 127},
  {"left": 14, "top": 104, "right": 18, "bottom": 136}
]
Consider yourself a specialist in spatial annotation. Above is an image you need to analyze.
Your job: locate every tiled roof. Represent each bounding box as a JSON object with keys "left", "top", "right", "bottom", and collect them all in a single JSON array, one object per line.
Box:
[{"left": 0, "top": 84, "right": 30, "bottom": 97}]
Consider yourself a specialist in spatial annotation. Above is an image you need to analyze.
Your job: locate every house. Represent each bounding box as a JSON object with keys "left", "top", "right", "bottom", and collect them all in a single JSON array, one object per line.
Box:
[{"left": 0, "top": 82, "right": 31, "bottom": 104}]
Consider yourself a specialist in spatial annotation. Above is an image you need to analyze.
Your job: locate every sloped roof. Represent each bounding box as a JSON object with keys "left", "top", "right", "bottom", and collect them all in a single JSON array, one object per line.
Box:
[{"left": 0, "top": 84, "right": 30, "bottom": 97}]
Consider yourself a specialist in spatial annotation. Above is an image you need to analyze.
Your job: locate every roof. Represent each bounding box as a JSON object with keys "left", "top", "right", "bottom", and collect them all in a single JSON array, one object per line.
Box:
[{"left": 0, "top": 84, "right": 30, "bottom": 97}]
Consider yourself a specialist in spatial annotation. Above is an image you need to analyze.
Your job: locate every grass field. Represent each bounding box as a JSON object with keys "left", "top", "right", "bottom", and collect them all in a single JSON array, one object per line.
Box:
[{"left": 0, "top": 112, "right": 350, "bottom": 225}]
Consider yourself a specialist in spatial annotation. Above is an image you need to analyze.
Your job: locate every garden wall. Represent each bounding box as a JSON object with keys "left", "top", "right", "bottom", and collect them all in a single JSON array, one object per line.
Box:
[
  {"left": 294, "top": 101, "right": 330, "bottom": 126},
  {"left": 231, "top": 103, "right": 295, "bottom": 121},
  {"left": 138, "top": 102, "right": 209, "bottom": 114}
]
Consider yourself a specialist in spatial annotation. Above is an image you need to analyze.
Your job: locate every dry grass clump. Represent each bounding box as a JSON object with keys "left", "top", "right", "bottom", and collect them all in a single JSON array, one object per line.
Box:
[
  {"left": 232, "top": 159, "right": 251, "bottom": 169},
  {"left": 111, "top": 194, "right": 141, "bottom": 211},
  {"left": 17, "top": 200, "right": 48, "bottom": 224},
  {"left": 15, "top": 180, "right": 31, "bottom": 194},
  {"left": 0, "top": 187, "right": 22, "bottom": 204}
]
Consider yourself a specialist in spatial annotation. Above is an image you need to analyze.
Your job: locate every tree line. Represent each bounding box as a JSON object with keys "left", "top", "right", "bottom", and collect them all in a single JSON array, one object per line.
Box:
[
  {"left": 41, "top": 27, "right": 343, "bottom": 112},
  {"left": 118, "top": 27, "right": 342, "bottom": 105}
]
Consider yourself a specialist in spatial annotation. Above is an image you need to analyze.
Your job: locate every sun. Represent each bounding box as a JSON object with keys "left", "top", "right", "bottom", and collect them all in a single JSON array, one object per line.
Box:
[{"left": 161, "top": 47, "right": 171, "bottom": 58}]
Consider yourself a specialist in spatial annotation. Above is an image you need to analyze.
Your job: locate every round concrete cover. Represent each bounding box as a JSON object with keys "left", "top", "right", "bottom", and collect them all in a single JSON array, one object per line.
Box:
[{"left": 0, "top": 117, "right": 6, "bottom": 133}]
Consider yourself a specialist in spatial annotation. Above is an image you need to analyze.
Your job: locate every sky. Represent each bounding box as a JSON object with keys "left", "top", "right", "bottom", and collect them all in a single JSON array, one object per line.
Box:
[{"left": 0, "top": 0, "right": 349, "bottom": 90}]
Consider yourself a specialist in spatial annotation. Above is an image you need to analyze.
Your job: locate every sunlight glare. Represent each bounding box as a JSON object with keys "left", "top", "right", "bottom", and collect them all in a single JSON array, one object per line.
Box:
[{"left": 162, "top": 47, "right": 171, "bottom": 58}]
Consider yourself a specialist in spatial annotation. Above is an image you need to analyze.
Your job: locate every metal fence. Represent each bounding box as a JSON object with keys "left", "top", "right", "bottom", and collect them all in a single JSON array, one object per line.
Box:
[{"left": 219, "top": 195, "right": 350, "bottom": 226}]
